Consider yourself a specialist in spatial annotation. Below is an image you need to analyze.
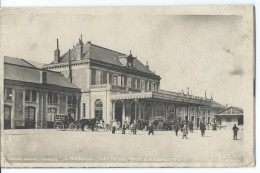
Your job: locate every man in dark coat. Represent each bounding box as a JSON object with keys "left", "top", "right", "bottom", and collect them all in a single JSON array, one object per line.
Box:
[
  {"left": 232, "top": 124, "right": 239, "bottom": 140},
  {"left": 200, "top": 122, "right": 206, "bottom": 137},
  {"left": 148, "top": 122, "right": 154, "bottom": 135}
]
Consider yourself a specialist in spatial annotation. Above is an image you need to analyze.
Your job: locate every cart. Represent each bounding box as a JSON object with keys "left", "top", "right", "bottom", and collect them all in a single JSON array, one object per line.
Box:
[{"left": 54, "top": 114, "right": 77, "bottom": 131}]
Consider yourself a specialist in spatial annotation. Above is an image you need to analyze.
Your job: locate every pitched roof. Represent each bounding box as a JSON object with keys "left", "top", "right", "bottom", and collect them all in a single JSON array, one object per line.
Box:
[
  {"left": 216, "top": 106, "right": 243, "bottom": 116},
  {"left": 4, "top": 56, "right": 79, "bottom": 89},
  {"left": 50, "top": 42, "right": 155, "bottom": 75}
]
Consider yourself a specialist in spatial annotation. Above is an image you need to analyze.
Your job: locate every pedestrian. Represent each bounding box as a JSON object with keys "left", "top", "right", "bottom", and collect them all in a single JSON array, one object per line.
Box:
[
  {"left": 122, "top": 121, "right": 126, "bottom": 134},
  {"left": 180, "top": 122, "right": 184, "bottom": 132},
  {"left": 182, "top": 122, "right": 188, "bottom": 139},
  {"left": 148, "top": 121, "right": 154, "bottom": 135},
  {"left": 174, "top": 122, "right": 179, "bottom": 136},
  {"left": 232, "top": 124, "right": 239, "bottom": 140},
  {"left": 112, "top": 120, "right": 117, "bottom": 134},
  {"left": 133, "top": 120, "right": 137, "bottom": 135},
  {"left": 189, "top": 121, "right": 193, "bottom": 133},
  {"left": 200, "top": 122, "right": 206, "bottom": 137}
]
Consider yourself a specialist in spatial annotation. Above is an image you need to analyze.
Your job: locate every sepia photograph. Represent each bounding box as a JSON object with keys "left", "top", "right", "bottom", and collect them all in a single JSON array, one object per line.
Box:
[{"left": 0, "top": 6, "right": 255, "bottom": 168}]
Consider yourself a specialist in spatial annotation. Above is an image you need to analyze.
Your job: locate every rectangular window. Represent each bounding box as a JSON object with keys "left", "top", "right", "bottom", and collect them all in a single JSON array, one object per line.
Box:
[
  {"left": 127, "top": 77, "right": 132, "bottom": 88},
  {"left": 68, "top": 95, "right": 72, "bottom": 105},
  {"left": 5, "top": 88, "right": 13, "bottom": 100},
  {"left": 53, "top": 93, "right": 58, "bottom": 103},
  {"left": 73, "top": 96, "right": 77, "bottom": 105},
  {"left": 118, "top": 76, "right": 121, "bottom": 86},
  {"left": 141, "top": 80, "right": 145, "bottom": 90},
  {"left": 25, "top": 90, "right": 30, "bottom": 101},
  {"left": 113, "top": 75, "right": 118, "bottom": 85},
  {"left": 121, "top": 76, "right": 125, "bottom": 86},
  {"left": 31, "top": 91, "right": 37, "bottom": 102},
  {"left": 48, "top": 92, "right": 58, "bottom": 104},
  {"left": 96, "top": 71, "right": 103, "bottom": 85},
  {"left": 48, "top": 92, "right": 52, "bottom": 103}
]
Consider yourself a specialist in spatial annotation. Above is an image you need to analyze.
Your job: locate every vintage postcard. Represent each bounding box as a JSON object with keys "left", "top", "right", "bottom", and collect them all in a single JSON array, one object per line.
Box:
[{"left": 0, "top": 6, "right": 255, "bottom": 167}]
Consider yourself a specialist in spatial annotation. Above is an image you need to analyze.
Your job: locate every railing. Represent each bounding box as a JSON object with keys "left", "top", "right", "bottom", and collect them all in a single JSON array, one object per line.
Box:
[{"left": 153, "top": 91, "right": 211, "bottom": 106}]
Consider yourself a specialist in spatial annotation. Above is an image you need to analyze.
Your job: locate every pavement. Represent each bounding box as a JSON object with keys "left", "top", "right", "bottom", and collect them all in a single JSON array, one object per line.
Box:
[{"left": 1, "top": 128, "right": 243, "bottom": 166}]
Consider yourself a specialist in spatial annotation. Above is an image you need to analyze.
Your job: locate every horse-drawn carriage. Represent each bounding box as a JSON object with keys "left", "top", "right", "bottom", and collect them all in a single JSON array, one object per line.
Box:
[{"left": 54, "top": 114, "right": 77, "bottom": 131}]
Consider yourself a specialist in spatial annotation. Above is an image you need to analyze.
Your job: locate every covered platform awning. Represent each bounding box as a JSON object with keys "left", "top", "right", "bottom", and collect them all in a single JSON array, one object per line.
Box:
[{"left": 110, "top": 90, "right": 214, "bottom": 107}]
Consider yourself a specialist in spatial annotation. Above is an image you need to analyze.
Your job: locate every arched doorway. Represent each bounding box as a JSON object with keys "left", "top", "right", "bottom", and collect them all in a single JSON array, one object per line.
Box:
[
  {"left": 115, "top": 101, "right": 123, "bottom": 125},
  {"left": 94, "top": 99, "right": 103, "bottom": 121},
  {"left": 144, "top": 102, "right": 152, "bottom": 121},
  {"left": 130, "top": 101, "right": 139, "bottom": 123},
  {"left": 167, "top": 105, "right": 175, "bottom": 121},
  {"left": 4, "top": 105, "right": 11, "bottom": 129},
  {"left": 25, "top": 106, "right": 35, "bottom": 129}
]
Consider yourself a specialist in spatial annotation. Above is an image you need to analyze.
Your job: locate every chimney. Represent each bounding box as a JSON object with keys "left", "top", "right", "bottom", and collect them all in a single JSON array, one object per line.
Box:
[
  {"left": 40, "top": 71, "right": 47, "bottom": 84},
  {"left": 205, "top": 90, "right": 207, "bottom": 99},
  {"left": 54, "top": 39, "right": 60, "bottom": 63},
  {"left": 76, "top": 37, "right": 83, "bottom": 60},
  {"left": 187, "top": 87, "right": 189, "bottom": 95},
  {"left": 146, "top": 61, "right": 149, "bottom": 68},
  {"left": 226, "top": 104, "right": 228, "bottom": 108}
]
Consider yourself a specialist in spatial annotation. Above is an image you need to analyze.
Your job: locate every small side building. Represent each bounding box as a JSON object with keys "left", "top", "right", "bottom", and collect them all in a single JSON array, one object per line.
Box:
[
  {"left": 215, "top": 107, "right": 243, "bottom": 128},
  {"left": 3, "top": 56, "right": 81, "bottom": 129}
]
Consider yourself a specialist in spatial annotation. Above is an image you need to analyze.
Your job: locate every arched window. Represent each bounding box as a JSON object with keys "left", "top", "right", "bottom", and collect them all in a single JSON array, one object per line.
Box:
[
  {"left": 156, "top": 103, "right": 164, "bottom": 117},
  {"left": 25, "top": 106, "right": 36, "bottom": 129},
  {"left": 95, "top": 99, "right": 103, "bottom": 120}
]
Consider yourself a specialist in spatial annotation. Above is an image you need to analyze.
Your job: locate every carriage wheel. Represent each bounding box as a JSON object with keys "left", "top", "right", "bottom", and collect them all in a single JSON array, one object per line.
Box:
[
  {"left": 69, "top": 123, "right": 77, "bottom": 131},
  {"left": 54, "top": 121, "right": 64, "bottom": 130}
]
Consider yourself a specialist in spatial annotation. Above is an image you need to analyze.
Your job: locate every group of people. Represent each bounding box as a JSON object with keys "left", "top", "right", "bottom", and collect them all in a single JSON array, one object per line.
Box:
[
  {"left": 174, "top": 121, "right": 209, "bottom": 139},
  {"left": 111, "top": 119, "right": 240, "bottom": 140},
  {"left": 111, "top": 120, "right": 155, "bottom": 135}
]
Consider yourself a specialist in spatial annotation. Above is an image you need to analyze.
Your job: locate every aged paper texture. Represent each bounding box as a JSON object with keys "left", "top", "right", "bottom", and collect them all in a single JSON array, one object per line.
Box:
[{"left": 0, "top": 6, "right": 255, "bottom": 167}]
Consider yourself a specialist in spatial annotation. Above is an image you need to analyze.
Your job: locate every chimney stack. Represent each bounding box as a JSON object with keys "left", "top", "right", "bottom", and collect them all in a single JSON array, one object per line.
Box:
[
  {"left": 76, "top": 36, "right": 83, "bottom": 60},
  {"left": 54, "top": 39, "right": 60, "bottom": 63},
  {"left": 146, "top": 61, "right": 149, "bottom": 68}
]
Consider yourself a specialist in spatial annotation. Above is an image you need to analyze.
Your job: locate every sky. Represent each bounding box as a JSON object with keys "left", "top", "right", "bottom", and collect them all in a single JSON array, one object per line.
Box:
[{"left": 0, "top": 8, "right": 253, "bottom": 108}]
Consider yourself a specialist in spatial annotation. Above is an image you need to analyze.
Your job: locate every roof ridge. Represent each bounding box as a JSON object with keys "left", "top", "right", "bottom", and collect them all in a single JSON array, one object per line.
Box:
[
  {"left": 91, "top": 44, "right": 126, "bottom": 56},
  {"left": 5, "top": 62, "right": 62, "bottom": 74},
  {"left": 21, "top": 59, "right": 37, "bottom": 68}
]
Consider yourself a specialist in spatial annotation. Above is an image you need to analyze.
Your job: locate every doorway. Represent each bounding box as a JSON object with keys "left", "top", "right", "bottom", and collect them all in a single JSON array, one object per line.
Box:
[
  {"left": 4, "top": 105, "right": 11, "bottom": 129},
  {"left": 25, "top": 106, "right": 36, "bottom": 129},
  {"left": 115, "top": 101, "right": 123, "bottom": 125}
]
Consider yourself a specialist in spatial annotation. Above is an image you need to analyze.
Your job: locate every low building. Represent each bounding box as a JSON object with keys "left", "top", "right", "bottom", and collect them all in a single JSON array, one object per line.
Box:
[
  {"left": 215, "top": 107, "right": 243, "bottom": 128},
  {"left": 3, "top": 56, "right": 81, "bottom": 129}
]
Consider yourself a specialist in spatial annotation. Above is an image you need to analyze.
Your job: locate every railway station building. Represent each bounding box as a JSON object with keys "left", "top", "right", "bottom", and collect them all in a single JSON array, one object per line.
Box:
[{"left": 44, "top": 38, "right": 225, "bottom": 128}]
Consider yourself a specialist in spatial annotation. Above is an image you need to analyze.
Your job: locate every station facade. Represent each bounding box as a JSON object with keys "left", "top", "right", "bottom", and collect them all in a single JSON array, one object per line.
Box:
[{"left": 44, "top": 38, "right": 225, "bottom": 127}]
